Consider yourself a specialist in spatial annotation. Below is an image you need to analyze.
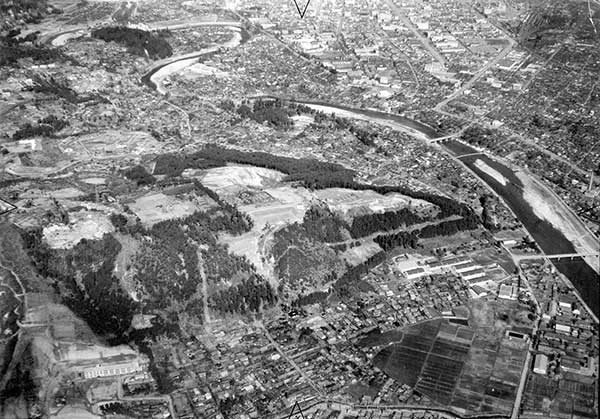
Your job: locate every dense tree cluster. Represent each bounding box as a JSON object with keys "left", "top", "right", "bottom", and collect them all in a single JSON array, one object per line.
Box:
[
  {"left": 301, "top": 204, "right": 349, "bottom": 243},
  {"left": 21, "top": 229, "right": 137, "bottom": 344},
  {"left": 12, "top": 114, "right": 69, "bottom": 140},
  {"left": 460, "top": 125, "right": 499, "bottom": 150},
  {"left": 349, "top": 208, "right": 426, "bottom": 238},
  {"left": 332, "top": 252, "right": 385, "bottom": 298},
  {"left": 271, "top": 213, "right": 345, "bottom": 295},
  {"left": 121, "top": 165, "right": 156, "bottom": 186},
  {"left": 210, "top": 274, "right": 276, "bottom": 314},
  {"left": 153, "top": 144, "right": 353, "bottom": 180},
  {"left": 480, "top": 195, "right": 499, "bottom": 231},
  {"left": 26, "top": 75, "right": 104, "bottom": 104},
  {"left": 328, "top": 116, "right": 378, "bottom": 146},
  {"left": 91, "top": 26, "right": 173, "bottom": 59},
  {"left": 109, "top": 213, "right": 129, "bottom": 232},
  {"left": 0, "top": 29, "right": 67, "bottom": 66},
  {"left": 0, "top": 0, "right": 61, "bottom": 31},
  {"left": 236, "top": 99, "right": 293, "bottom": 129},
  {"left": 374, "top": 213, "right": 480, "bottom": 251},
  {"left": 194, "top": 181, "right": 254, "bottom": 231},
  {"left": 132, "top": 199, "right": 262, "bottom": 322}
]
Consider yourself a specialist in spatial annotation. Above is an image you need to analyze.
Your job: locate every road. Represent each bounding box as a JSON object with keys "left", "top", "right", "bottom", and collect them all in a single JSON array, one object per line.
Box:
[
  {"left": 384, "top": 0, "right": 447, "bottom": 66},
  {"left": 383, "top": 0, "right": 446, "bottom": 66},
  {"left": 196, "top": 248, "right": 211, "bottom": 327},
  {"left": 512, "top": 251, "right": 600, "bottom": 261},
  {"left": 258, "top": 321, "right": 323, "bottom": 397},
  {"left": 435, "top": 40, "right": 515, "bottom": 111}
]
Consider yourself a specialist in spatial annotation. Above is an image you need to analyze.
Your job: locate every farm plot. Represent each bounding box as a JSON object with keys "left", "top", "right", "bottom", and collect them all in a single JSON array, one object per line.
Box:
[{"left": 373, "top": 302, "right": 530, "bottom": 415}]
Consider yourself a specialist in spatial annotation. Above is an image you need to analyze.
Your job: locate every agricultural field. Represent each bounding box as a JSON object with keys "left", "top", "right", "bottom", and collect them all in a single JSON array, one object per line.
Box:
[
  {"left": 373, "top": 299, "right": 532, "bottom": 415},
  {"left": 521, "top": 373, "right": 597, "bottom": 418}
]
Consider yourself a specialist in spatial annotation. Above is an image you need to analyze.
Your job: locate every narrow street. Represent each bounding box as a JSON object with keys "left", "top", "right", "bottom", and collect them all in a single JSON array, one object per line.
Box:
[
  {"left": 384, "top": 0, "right": 447, "bottom": 66},
  {"left": 258, "top": 321, "right": 323, "bottom": 397}
]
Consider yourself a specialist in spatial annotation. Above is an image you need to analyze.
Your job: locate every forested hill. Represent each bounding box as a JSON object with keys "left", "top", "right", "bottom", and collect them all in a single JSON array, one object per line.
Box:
[
  {"left": 154, "top": 145, "right": 473, "bottom": 218},
  {"left": 91, "top": 26, "right": 173, "bottom": 59}
]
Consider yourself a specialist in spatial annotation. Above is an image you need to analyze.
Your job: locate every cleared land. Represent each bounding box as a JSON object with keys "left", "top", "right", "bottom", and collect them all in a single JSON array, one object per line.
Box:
[
  {"left": 43, "top": 210, "right": 115, "bottom": 249},
  {"left": 128, "top": 192, "right": 216, "bottom": 226},
  {"left": 314, "top": 188, "right": 436, "bottom": 220},
  {"left": 200, "top": 165, "right": 287, "bottom": 194},
  {"left": 341, "top": 240, "right": 383, "bottom": 266}
]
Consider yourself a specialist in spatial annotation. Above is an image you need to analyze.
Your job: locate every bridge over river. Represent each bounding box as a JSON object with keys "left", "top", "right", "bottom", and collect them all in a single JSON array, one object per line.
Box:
[{"left": 514, "top": 252, "right": 600, "bottom": 262}]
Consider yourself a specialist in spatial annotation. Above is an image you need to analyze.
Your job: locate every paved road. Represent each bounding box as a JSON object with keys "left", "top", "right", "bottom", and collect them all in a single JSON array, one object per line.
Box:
[
  {"left": 435, "top": 40, "right": 515, "bottom": 111},
  {"left": 384, "top": 0, "right": 447, "bottom": 66},
  {"left": 258, "top": 321, "right": 323, "bottom": 396}
]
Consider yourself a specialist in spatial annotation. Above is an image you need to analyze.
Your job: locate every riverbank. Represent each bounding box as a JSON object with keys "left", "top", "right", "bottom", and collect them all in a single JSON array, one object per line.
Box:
[
  {"left": 145, "top": 28, "right": 243, "bottom": 95},
  {"left": 138, "top": 30, "right": 599, "bottom": 315},
  {"left": 445, "top": 141, "right": 599, "bottom": 315},
  {"left": 515, "top": 169, "right": 599, "bottom": 273}
]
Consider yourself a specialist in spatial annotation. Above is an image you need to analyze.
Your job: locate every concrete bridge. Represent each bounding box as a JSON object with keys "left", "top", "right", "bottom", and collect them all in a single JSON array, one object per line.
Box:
[{"left": 515, "top": 252, "right": 600, "bottom": 262}]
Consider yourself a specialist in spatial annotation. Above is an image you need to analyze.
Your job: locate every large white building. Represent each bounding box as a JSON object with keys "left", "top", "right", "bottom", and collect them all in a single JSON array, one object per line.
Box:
[
  {"left": 83, "top": 358, "right": 144, "bottom": 379},
  {"left": 55, "top": 343, "right": 148, "bottom": 380},
  {"left": 533, "top": 354, "right": 548, "bottom": 375}
]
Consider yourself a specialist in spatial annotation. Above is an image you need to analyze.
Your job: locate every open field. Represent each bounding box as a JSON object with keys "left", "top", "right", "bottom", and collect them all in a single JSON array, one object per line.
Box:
[
  {"left": 200, "top": 165, "right": 286, "bottom": 194},
  {"left": 59, "top": 130, "right": 162, "bottom": 160},
  {"left": 113, "top": 233, "right": 141, "bottom": 301},
  {"left": 314, "top": 188, "right": 436, "bottom": 219},
  {"left": 219, "top": 229, "right": 277, "bottom": 286},
  {"left": 239, "top": 186, "right": 312, "bottom": 230},
  {"left": 469, "top": 247, "right": 516, "bottom": 276},
  {"left": 43, "top": 210, "right": 115, "bottom": 249},
  {"left": 128, "top": 192, "right": 216, "bottom": 226},
  {"left": 341, "top": 240, "right": 382, "bottom": 266}
]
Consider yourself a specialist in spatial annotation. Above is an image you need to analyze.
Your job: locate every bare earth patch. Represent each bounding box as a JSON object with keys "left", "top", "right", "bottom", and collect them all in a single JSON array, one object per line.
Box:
[
  {"left": 43, "top": 211, "right": 114, "bottom": 249},
  {"left": 128, "top": 192, "right": 215, "bottom": 227}
]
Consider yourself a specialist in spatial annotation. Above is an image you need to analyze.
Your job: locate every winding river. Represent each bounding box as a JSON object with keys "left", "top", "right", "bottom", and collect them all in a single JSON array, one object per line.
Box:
[
  {"left": 140, "top": 24, "right": 599, "bottom": 316},
  {"left": 141, "top": 23, "right": 250, "bottom": 94}
]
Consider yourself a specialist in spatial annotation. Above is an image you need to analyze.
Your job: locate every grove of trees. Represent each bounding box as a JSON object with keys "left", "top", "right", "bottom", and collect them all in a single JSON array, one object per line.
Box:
[
  {"left": 91, "top": 26, "right": 173, "bottom": 59},
  {"left": 12, "top": 114, "right": 69, "bottom": 141}
]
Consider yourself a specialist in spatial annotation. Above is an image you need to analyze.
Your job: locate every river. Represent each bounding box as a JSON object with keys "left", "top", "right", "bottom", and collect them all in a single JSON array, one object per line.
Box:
[
  {"left": 267, "top": 100, "right": 600, "bottom": 316},
  {"left": 140, "top": 32, "right": 599, "bottom": 316},
  {"left": 141, "top": 24, "right": 250, "bottom": 93},
  {"left": 444, "top": 140, "right": 599, "bottom": 316}
]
